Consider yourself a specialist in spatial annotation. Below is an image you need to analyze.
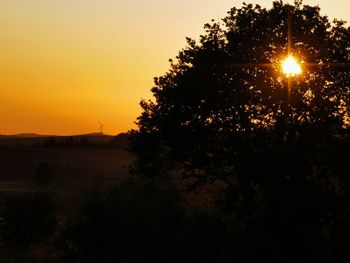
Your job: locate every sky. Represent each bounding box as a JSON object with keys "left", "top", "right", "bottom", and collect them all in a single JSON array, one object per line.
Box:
[{"left": 0, "top": 0, "right": 349, "bottom": 135}]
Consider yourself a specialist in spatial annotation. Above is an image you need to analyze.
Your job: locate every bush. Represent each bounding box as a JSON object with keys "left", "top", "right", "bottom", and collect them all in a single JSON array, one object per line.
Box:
[
  {"left": 0, "top": 191, "right": 56, "bottom": 252},
  {"left": 33, "top": 162, "right": 54, "bottom": 189},
  {"left": 57, "top": 179, "right": 225, "bottom": 262}
]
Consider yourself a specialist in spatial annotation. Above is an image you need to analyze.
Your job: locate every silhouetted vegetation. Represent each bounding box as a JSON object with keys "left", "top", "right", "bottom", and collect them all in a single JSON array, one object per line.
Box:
[
  {"left": 128, "top": 0, "right": 350, "bottom": 261},
  {"left": 0, "top": 133, "right": 128, "bottom": 149},
  {"left": 40, "top": 134, "right": 128, "bottom": 149},
  {"left": 33, "top": 162, "right": 54, "bottom": 189},
  {"left": 55, "top": 180, "right": 224, "bottom": 262},
  {"left": 0, "top": 180, "right": 225, "bottom": 262},
  {"left": 1, "top": 1, "right": 350, "bottom": 262},
  {"left": 0, "top": 191, "right": 56, "bottom": 257}
]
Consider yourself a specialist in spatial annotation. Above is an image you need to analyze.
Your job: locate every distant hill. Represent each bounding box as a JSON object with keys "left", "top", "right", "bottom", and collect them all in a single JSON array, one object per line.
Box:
[
  {"left": 0, "top": 132, "right": 112, "bottom": 138},
  {"left": 0, "top": 133, "right": 56, "bottom": 138}
]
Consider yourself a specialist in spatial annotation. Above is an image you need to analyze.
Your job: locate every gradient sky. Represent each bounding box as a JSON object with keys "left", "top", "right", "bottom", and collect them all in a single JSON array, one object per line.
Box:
[{"left": 0, "top": 0, "right": 349, "bottom": 135}]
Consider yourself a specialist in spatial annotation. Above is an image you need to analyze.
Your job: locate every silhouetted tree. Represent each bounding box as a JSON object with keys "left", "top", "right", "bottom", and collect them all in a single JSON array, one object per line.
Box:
[
  {"left": 129, "top": 1, "right": 350, "bottom": 261},
  {"left": 0, "top": 192, "right": 56, "bottom": 252},
  {"left": 33, "top": 162, "right": 54, "bottom": 189}
]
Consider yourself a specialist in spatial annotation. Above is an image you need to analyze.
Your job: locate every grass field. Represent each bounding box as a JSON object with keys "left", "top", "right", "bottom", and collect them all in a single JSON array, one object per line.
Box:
[{"left": 0, "top": 148, "right": 132, "bottom": 184}]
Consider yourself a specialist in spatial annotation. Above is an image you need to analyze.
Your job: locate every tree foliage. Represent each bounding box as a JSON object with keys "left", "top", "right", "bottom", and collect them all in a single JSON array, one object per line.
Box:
[
  {"left": 130, "top": 0, "right": 350, "bottom": 186},
  {"left": 57, "top": 181, "right": 224, "bottom": 262},
  {"left": 129, "top": 1, "right": 350, "bottom": 260},
  {"left": 0, "top": 192, "right": 56, "bottom": 252}
]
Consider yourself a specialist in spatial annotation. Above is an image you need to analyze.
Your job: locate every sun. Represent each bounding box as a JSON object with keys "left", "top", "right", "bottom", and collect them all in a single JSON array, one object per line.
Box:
[{"left": 282, "top": 55, "right": 302, "bottom": 77}]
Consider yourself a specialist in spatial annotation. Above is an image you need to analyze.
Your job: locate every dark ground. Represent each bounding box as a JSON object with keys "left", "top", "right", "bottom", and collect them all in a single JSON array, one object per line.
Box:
[{"left": 0, "top": 134, "right": 132, "bottom": 191}]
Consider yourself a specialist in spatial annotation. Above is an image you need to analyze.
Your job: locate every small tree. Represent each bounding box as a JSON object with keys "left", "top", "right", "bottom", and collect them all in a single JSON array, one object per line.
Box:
[{"left": 33, "top": 162, "right": 54, "bottom": 189}]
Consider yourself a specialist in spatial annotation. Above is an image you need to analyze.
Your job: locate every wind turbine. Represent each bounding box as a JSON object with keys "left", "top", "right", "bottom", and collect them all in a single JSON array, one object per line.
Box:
[{"left": 99, "top": 121, "right": 106, "bottom": 135}]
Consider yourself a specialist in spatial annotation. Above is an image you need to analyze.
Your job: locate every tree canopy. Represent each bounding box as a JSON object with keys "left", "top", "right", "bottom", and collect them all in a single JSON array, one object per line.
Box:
[
  {"left": 130, "top": 0, "right": 350, "bottom": 185},
  {"left": 132, "top": 1, "right": 350, "bottom": 260}
]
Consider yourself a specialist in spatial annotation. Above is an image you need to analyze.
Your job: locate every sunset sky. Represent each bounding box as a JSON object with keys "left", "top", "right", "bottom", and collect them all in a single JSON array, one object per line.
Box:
[{"left": 0, "top": 0, "right": 349, "bottom": 135}]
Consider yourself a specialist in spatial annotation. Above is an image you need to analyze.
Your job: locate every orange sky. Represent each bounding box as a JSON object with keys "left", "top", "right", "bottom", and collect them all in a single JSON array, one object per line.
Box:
[{"left": 0, "top": 0, "right": 349, "bottom": 135}]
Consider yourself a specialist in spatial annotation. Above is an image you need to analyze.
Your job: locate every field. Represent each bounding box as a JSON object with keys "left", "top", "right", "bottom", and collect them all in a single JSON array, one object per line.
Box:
[{"left": 0, "top": 146, "right": 133, "bottom": 192}]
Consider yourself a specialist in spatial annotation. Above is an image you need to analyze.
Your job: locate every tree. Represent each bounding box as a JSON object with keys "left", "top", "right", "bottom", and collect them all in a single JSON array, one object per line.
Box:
[
  {"left": 130, "top": 0, "right": 350, "bottom": 190},
  {"left": 0, "top": 192, "right": 56, "bottom": 252},
  {"left": 33, "top": 162, "right": 54, "bottom": 189},
  {"left": 129, "top": 1, "right": 350, "bottom": 261}
]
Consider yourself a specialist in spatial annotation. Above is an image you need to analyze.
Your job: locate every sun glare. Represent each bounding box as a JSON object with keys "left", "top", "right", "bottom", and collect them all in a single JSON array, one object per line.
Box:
[{"left": 282, "top": 55, "right": 302, "bottom": 77}]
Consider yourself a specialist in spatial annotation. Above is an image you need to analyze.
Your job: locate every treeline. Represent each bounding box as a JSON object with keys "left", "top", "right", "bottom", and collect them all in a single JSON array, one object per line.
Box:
[{"left": 0, "top": 133, "right": 129, "bottom": 149}]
